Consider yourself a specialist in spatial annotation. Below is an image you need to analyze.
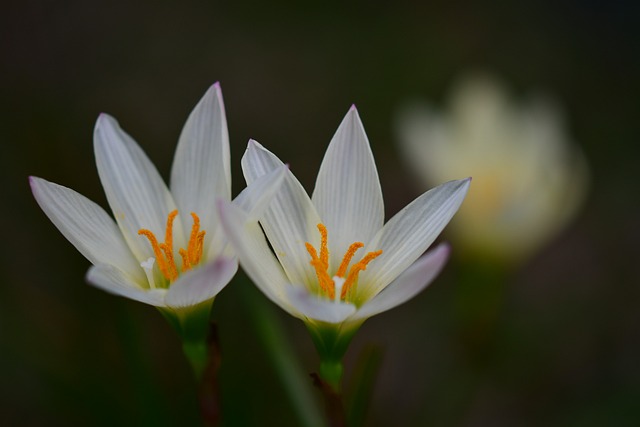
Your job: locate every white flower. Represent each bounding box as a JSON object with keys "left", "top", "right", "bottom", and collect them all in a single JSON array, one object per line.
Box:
[
  {"left": 218, "top": 106, "right": 469, "bottom": 336},
  {"left": 31, "top": 83, "right": 285, "bottom": 318},
  {"left": 397, "top": 74, "right": 588, "bottom": 263}
]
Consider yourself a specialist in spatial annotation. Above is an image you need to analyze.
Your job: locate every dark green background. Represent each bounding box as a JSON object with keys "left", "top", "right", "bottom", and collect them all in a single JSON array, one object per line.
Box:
[{"left": 2, "top": 1, "right": 639, "bottom": 425}]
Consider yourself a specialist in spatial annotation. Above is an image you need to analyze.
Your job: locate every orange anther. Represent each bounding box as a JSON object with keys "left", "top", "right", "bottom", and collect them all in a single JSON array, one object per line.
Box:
[{"left": 336, "top": 242, "right": 364, "bottom": 277}]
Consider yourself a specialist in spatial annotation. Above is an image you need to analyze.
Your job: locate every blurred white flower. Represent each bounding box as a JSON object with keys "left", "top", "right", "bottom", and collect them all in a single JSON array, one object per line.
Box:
[
  {"left": 31, "top": 83, "right": 285, "bottom": 322},
  {"left": 397, "top": 75, "right": 589, "bottom": 263},
  {"left": 218, "top": 106, "right": 469, "bottom": 360}
]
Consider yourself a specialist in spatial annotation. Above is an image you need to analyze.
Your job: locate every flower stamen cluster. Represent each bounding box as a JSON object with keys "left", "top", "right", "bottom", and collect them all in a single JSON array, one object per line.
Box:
[
  {"left": 305, "top": 223, "right": 382, "bottom": 302},
  {"left": 138, "top": 210, "right": 206, "bottom": 284}
]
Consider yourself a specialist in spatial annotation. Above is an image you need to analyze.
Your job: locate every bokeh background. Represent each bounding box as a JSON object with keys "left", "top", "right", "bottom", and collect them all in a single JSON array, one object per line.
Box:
[{"left": 2, "top": 1, "right": 639, "bottom": 426}]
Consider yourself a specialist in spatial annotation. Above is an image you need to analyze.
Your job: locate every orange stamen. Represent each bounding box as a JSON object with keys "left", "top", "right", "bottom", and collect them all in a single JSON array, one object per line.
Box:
[
  {"left": 138, "top": 229, "right": 171, "bottom": 280},
  {"left": 187, "top": 212, "right": 200, "bottom": 258},
  {"left": 336, "top": 242, "right": 364, "bottom": 277},
  {"left": 138, "top": 210, "right": 207, "bottom": 283},
  {"left": 305, "top": 242, "right": 334, "bottom": 298},
  {"left": 317, "top": 224, "right": 329, "bottom": 269},
  {"left": 305, "top": 223, "right": 382, "bottom": 302},
  {"left": 179, "top": 248, "right": 191, "bottom": 271},
  {"left": 161, "top": 210, "right": 179, "bottom": 281},
  {"left": 342, "top": 250, "right": 383, "bottom": 299}
]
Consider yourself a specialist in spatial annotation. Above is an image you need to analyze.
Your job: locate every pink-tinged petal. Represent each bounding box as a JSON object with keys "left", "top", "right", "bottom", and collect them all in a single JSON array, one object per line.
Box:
[
  {"left": 164, "top": 256, "right": 238, "bottom": 309},
  {"left": 93, "top": 114, "right": 183, "bottom": 264},
  {"left": 86, "top": 264, "right": 166, "bottom": 307},
  {"left": 217, "top": 199, "right": 298, "bottom": 316},
  {"left": 362, "top": 178, "right": 470, "bottom": 297},
  {"left": 287, "top": 287, "right": 356, "bottom": 324},
  {"left": 30, "top": 177, "right": 145, "bottom": 284},
  {"left": 241, "top": 140, "right": 322, "bottom": 286},
  {"left": 170, "top": 83, "right": 231, "bottom": 259},
  {"left": 312, "top": 106, "right": 384, "bottom": 269},
  {"left": 352, "top": 243, "right": 450, "bottom": 320}
]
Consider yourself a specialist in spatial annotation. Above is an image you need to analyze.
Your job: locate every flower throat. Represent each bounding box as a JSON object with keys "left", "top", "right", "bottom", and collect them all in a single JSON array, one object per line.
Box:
[
  {"left": 305, "top": 223, "right": 382, "bottom": 301},
  {"left": 138, "top": 210, "right": 206, "bottom": 283}
]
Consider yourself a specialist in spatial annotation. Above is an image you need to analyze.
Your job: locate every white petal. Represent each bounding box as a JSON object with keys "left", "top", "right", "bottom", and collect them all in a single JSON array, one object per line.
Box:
[
  {"left": 217, "top": 199, "right": 299, "bottom": 316},
  {"left": 164, "top": 256, "right": 238, "bottom": 308},
  {"left": 241, "top": 140, "right": 322, "bottom": 286},
  {"left": 170, "top": 83, "right": 231, "bottom": 258},
  {"left": 232, "top": 165, "right": 287, "bottom": 219},
  {"left": 86, "top": 264, "right": 167, "bottom": 307},
  {"left": 352, "top": 243, "right": 450, "bottom": 320},
  {"left": 94, "top": 114, "right": 182, "bottom": 262},
  {"left": 312, "top": 106, "right": 384, "bottom": 269},
  {"left": 287, "top": 287, "right": 356, "bottom": 324},
  {"left": 362, "top": 178, "right": 470, "bottom": 296},
  {"left": 30, "top": 177, "right": 145, "bottom": 283}
]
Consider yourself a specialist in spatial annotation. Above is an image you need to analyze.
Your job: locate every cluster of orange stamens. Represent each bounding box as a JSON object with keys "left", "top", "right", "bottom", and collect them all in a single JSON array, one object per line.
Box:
[
  {"left": 138, "top": 210, "right": 206, "bottom": 282},
  {"left": 305, "top": 223, "right": 382, "bottom": 301}
]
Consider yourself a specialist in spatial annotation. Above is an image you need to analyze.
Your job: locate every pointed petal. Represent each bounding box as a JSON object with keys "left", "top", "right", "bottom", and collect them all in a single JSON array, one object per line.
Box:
[
  {"left": 217, "top": 199, "right": 299, "bottom": 316},
  {"left": 94, "top": 114, "right": 182, "bottom": 261},
  {"left": 86, "top": 264, "right": 167, "bottom": 307},
  {"left": 30, "top": 177, "right": 145, "bottom": 283},
  {"left": 312, "top": 106, "right": 384, "bottom": 268},
  {"left": 241, "top": 140, "right": 321, "bottom": 286},
  {"left": 352, "top": 244, "right": 450, "bottom": 320},
  {"left": 170, "top": 83, "right": 231, "bottom": 256},
  {"left": 362, "top": 178, "right": 470, "bottom": 296},
  {"left": 165, "top": 256, "right": 238, "bottom": 308},
  {"left": 287, "top": 287, "right": 356, "bottom": 324},
  {"left": 233, "top": 165, "right": 287, "bottom": 219}
]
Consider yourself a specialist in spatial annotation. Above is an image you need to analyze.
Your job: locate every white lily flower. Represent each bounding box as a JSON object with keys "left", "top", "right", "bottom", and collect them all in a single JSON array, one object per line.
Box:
[
  {"left": 31, "top": 83, "right": 286, "bottom": 330},
  {"left": 397, "top": 75, "right": 588, "bottom": 263},
  {"left": 218, "top": 106, "right": 469, "bottom": 368}
]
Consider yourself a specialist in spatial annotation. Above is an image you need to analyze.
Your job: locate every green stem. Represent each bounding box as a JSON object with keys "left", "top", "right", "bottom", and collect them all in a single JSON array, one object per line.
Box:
[
  {"left": 158, "top": 303, "right": 221, "bottom": 426},
  {"left": 183, "top": 339, "right": 209, "bottom": 379},
  {"left": 319, "top": 359, "right": 344, "bottom": 392}
]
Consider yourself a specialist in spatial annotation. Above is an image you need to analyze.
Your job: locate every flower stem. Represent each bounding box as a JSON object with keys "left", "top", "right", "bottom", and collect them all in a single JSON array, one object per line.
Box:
[
  {"left": 183, "top": 339, "right": 209, "bottom": 379},
  {"left": 319, "top": 359, "right": 344, "bottom": 392}
]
